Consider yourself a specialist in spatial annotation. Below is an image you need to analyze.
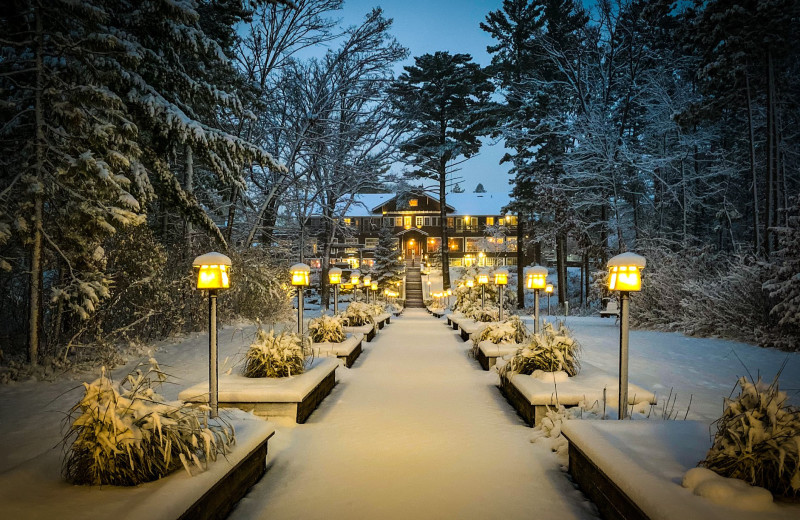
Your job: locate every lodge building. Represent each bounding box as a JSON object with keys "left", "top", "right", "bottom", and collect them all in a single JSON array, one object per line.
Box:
[{"left": 307, "top": 191, "right": 519, "bottom": 270}]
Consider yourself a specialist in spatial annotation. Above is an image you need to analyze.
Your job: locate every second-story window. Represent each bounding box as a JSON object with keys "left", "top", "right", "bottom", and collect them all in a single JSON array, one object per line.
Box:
[
  {"left": 424, "top": 217, "right": 431, "bottom": 226},
  {"left": 416, "top": 216, "right": 423, "bottom": 227}
]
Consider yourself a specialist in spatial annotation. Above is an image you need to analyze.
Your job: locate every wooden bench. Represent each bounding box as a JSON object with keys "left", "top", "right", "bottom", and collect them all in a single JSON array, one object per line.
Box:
[
  {"left": 600, "top": 298, "right": 620, "bottom": 319},
  {"left": 459, "top": 319, "right": 496, "bottom": 341},
  {"left": 500, "top": 365, "right": 656, "bottom": 426}
]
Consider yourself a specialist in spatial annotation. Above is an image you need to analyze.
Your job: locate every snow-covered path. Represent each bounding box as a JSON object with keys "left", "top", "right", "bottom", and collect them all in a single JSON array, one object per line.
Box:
[{"left": 230, "top": 309, "right": 596, "bottom": 520}]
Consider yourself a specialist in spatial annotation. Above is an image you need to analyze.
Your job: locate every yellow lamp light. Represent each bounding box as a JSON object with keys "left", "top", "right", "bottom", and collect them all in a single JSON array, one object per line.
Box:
[
  {"left": 494, "top": 268, "right": 509, "bottom": 286},
  {"left": 446, "top": 288, "right": 452, "bottom": 296},
  {"left": 329, "top": 267, "right": 342, "bottom": 285},
  {"left": 545, "top": 283, "right": 553, "bottom": 294},
  {"left": 477, "top": 271, "right": 489, "bottom": 285},
  {"left": 362, "top": 274, "right": 371, "bottom": 286},
  {"left": 607, "top": 252, "right": 646, "bottom": 292},
  {"left": 290, "top": 263, "right": 311, "bottom": 286},
  {"left": 371, "top": 282, "right": 378, "bottom": 291},
  {"left": 466, "top": 280, "right": 474, "bottom": 288},
  {"left": 350, "top": 270, "right": 361, "bottom": 285},
  {"left": 193, "top": 252, "right": 232, "bottom": 290},
  {"left": 524, "top": 265, "right": 548, "bottom": 290}
]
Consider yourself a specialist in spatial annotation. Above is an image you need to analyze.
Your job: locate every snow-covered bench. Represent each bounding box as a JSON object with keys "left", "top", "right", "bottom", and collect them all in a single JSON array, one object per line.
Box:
[
  {"left": 179, "top": 358, "right": 338, "bottom": 423},
  {"left": 375, "top": 312, "right": 391, "bottom": 329},
  {"left": 599, "top": 298, "right": 620, "bottom": 319},
  {"left": 500, "top": 365, "right": 656, "bottom": 426},
  {"left": 459, "top": 319, "right": 495, "bottom": 341},
  {"left": 344, "top": 322, "right": 377, "bottom": 342},
  {"left": 447, "top": 312, "right": 466, "bottom": 330},
  {"left": 310, "top": 332, "right": 364, "bottom": 368},
  {"left": 475, "top": 340, "right": 521, "bottom": 370}
]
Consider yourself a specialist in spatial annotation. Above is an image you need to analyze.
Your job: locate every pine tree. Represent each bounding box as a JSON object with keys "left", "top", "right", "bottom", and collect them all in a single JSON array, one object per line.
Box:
[
  {"left": 372, "top": 226, "right": 404, "bottom": 289},
  {"left": 474, "top": 183, "right": 486, "bottom": 193}
]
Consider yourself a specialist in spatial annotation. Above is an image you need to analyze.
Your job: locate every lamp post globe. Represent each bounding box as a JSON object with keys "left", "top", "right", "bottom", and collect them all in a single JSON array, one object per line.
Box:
[
  {"left": 290, "top": 263, "right": 311, "bottom": 334},
  {"left": 329, "top": 267, "right": 342, "bottom": 314},
  {"left": 524, "top": 265, "right": 548, "bottom": 333},
  {"left": 494, "top": 268, "right": 509, "bottom": 321}
]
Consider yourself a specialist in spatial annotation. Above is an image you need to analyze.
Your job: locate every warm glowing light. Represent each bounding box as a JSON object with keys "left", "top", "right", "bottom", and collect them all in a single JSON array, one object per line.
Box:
[
  {"left": 290, "top": 263, "right": 310, "bottom": 286},
  {"left": 371, "top": 282, "right": 378, "bottom": 290},
  {"left": 494, "top": 268, "right": 509, "bottom": 286},
  {"left": 524, "top": 265, "right": 548, "bottom": 290},
  {"left": 350, "top": 270, "right": 361, "bottom": 285},
  {"left": 362, "top": 274, "right": 371, "bottom": 286},
  {"left": 477, "top": 271, "right": 489, "bottom": 285},
  {"left": 607, "top": 252, "right": 646, "bottom": 292},
  {"left": 464, "top": 215, "right": 470, "bottom": 223},
  {"left": 328, "top": 267, "right": 342, "bottom": 285},
  {"left": 466, "top": 280, "right": 474, "bottom": 288},
  {"left": 193, "top": 252, "right": 232, "bottom": 290},
  {"left": 545, "top": 283, "right": 553, "bottom": 294},
  {"left": 446, "top": 288, "right": 452, "bottom": 296}
]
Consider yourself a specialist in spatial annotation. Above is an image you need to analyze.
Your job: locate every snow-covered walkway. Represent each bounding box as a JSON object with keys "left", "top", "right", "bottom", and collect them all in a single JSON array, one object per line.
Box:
[{"left": 230, "top": 309, "right": 596, "bottom": 520}]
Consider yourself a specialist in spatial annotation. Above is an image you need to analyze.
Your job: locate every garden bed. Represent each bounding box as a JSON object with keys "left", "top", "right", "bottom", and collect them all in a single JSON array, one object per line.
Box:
[
  {"left": 179, "top": 358, "right": 338, "bottom": 423},
  {"left": 447, "top": 312, "right": 464, "bottom": 329},
  {"left": 459, "top": 319, "right": 495, "bottom": 341},
  {"left": 475, "top": 340, "right": 520, "bottom": 370},
  {"left": 375, "top": 312, "right": 391, "bottom": 329},
  {"left": 562, "top": 421, "right": 798, "bottom": 520},
  {"left": 344, "top": 323, "right": 377, "bottom": 342},
  {"left": 311, "top": 333, "right": 364, "bottom": 368},
  {"left": 500, "top": 366, "right": 656, "bottom": 426},
  {"left": 0, "top": 410, "right": 275, "bottom": 520}
]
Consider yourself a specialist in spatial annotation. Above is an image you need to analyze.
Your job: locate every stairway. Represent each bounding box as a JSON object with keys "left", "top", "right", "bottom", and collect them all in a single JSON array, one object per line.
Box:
[{"left": 404, "top": 265, "right": 425, "bottom": 308}]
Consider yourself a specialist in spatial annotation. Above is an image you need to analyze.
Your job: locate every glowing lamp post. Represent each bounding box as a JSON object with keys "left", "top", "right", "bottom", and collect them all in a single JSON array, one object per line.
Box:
[
  {"left": 545, "top": 284, "right": 554, "bottom": 316},
  {"left": 362, "top": 274, "right": 371, "bottom": 302},
  {"left": 329, "top": 267, "right": 342, "bottom": 314},
  {"left": 193, "top": 252, "right": 232, "bottom": 418},
  {"left": 494, "top": 268, "right": 509, "bottom": 321},
  {"left": 525, "top": 265, "right": 548, "bottom": 333},
  {"left": 350, "top": 270, "right": 360, "bottom": 301},
  {"left": 607, "top": 252, "right": 646, "bottom": 420},
  {"left": 477, "top": 269, "right": 489, "bottom": 309},
  {"left": 371, "top": 281, "right": 378, "bottom": 303},
  {"left": 290, "top": 263, "right": 310, "bottom": 334}
]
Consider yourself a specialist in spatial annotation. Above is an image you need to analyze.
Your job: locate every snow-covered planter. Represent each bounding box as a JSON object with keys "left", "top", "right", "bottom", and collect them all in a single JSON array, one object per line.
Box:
[
  {"left": 308, "top": 315, "right": 346, "bottom": 343},
  {"left": 62, "top": 359, "right": 235, "bottom": 486},
  {"left": 467, "top": 306, "right": 500, "bottom": 323},
  {"left": 243, "top": 329, "right": 309, "bottom": 378},
  {"left": 343, "top": 302, "right": 377, "bottom": 341},
  {"left": 700, "top": 376, "right": 800, "bottom": 498},
  {"left": 310, "top": 332, "right": 364, "bottom": 368},
  {"left": 471, "top": 316, "right": 529, "bottom": 370}
]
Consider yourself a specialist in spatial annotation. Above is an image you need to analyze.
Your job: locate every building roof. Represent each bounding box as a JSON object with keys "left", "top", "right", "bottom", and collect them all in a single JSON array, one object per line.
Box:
[{"left": 342, "top": 191, "right": 513, "bottom": 217}]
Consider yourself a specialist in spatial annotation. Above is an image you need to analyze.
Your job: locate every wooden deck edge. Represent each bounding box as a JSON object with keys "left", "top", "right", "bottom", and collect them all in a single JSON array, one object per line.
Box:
[
  {"left": 564, "top": 434, "right": 650, "bottom": 520},
  {"left": 179, "top": 430, "right": 275, "bottom": 520},
  {"left": 296, "top": 368, "right": 336, "bottom": 423}
]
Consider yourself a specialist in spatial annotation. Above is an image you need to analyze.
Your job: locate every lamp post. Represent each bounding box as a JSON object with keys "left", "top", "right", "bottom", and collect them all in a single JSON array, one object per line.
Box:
[
  {"left": 290, "top": 263, "right": 310, "bottom": 334},
  {"left": 494, "top": 268, "right": 508, "bottom": 321},
  {"left": 350, "top": 270, "right": 360, "bottom": 302},
  {"left": 524, "top": 265, "right": 548, "bottom": 333},
  {"left": 362, "top": 274, "right": 371, "bottom": 303},
  {"left": 329, "top": 267, "right": 342, "bottom": 314},
  {"left": 607, "top": 252, "right": 646, "bottom": 420},
  {"left": 477, "top": 269, "right": 489, "bottom": 309},
  {"left": 193, "top": 252, "right": 232, "bottom": 419},
  {"left": 371, "top": 281, "right": 378, "bottom": 303},
  {"left": 545, "top": 284, "right": 553, "bottom": 316}
]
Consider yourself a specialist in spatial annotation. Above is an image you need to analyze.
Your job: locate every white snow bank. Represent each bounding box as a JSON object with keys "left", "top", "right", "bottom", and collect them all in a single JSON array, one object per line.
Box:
[
  {"left": 0, "top": 409, "right": 275, "bottom": 520},
  {"left": 179, "top": 358, "right": 338, "bottom": 403},
  {"left": 561, "top": 420, "right": 798, "bottom": 520},
  {"left": 682, "top": 467, "right": 775, "bottom": 511}
]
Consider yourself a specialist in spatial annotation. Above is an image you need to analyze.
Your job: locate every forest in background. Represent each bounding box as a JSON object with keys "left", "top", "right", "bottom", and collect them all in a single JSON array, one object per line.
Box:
[{"left": 0, "top": 0, "right": 798, "bottom": 378}]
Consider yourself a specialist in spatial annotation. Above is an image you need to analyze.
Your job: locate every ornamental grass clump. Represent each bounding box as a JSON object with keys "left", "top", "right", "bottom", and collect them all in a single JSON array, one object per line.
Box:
[
  {"left": 243, "top": 328, "right": 308, "bottom": 378},
  {"left": 308, "top": 315, "right": 346, "bottom": 343},
  {"left": 343, "top": 301, "right": 375, "bottom": 326},
  {"left": 469, "top": 306, "right": 499, "bottom": 323},
  {"left": 500, "top": 321, "right": 581, "bottom": 378},
  {"left": 62, "top": 359, "right": 235, "bottom": 486},
  {"left": 700, "top": 375, "right": 800, "bottom": 498}
]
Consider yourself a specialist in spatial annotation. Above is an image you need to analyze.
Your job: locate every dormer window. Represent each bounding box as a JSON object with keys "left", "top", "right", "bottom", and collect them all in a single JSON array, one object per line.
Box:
[{"left": 409, "top": 199, "right": 418, "bottom": 207}]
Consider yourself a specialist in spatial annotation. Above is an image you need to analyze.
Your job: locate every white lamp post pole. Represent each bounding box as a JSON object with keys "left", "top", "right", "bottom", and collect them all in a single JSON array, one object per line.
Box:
[{"left": 607, "top": 252, "right": 646, "bottom": 420}]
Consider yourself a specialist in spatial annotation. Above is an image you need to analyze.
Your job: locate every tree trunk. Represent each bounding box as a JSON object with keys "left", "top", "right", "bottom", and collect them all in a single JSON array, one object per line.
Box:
[
  {"left": 224, "top": 186, "right": 238, "bottom": 245},
  {"left": 744, "top": 73, "right": 761, "bottom": 255},
  {"left": 556, "top": 232, "right": 567, "bottom": 310},
  {"left": 29, "top": 5, "right": 45, "bottom": 365},
  {"left": 184, "top": 144, "right": 194, "bottom": 253},
  {"left": 764, "top": 51, "right": 774, "bottom": 255},
  {"left": 439, "top": 169, "right": 450, "bottom": 290}
]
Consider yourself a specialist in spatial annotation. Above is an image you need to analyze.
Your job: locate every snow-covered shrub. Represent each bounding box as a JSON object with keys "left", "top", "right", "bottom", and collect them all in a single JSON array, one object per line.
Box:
[
  {"left": 243, "top": 329, "right": 308, "bottom": 378},
  {"left": 471, "top": 316, "right": 529, "bottom": 357},
  {"left": 700, "top": 376, "right": 800, "bottom": 498},
  {"left": 368, "top": 303, "right": 386, "bottom": 316},
  {"left": 500, "top": 321, "right": 581, "bottom": 377},
  {"left": 343, "top": 301, "right": 375, "bottom": 326},
  {"left": 62, "top": 359, "right": 234, "bottom": 486},
  {"left": 468, "top": 306, "right": 500, "bottom": 322},
  {"left": 308, "top": 315, "right": 346, "bottom": 343}
]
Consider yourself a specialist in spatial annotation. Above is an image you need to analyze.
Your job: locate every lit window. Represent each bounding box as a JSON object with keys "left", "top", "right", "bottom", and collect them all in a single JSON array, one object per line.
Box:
[
  {"left": 404, "top": 216, "right": 412, "bottom": 228},
  {"left": 409, "top": 199, "right": 418, "bottom": 207},
  {"left": 498, "top": 218, "right": 505, "bottom": 226},
  {"left": 486, "top": 217, "right": 494, "bottom": 226},
  {"left": 506, "top": 215, "right": 518, "bottom": 225},
  {"left": 344, "top": 218, "right": 351, "bottom": 226},
  {"left": 365, "top": 238, "right": 378, "bottom": 249},
  {"left": 416, "top": 216, "right": 423, "bottom": 227}
]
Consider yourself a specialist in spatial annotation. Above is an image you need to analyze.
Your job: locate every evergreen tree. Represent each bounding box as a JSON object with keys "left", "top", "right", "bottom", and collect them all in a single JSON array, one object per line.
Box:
[
  {"left": 372, "top": 226, "right": 404, "bottom": 289},
  {"left": 390, "top": 52, "right": 494, "bottom": 289},
  {"left": 474, "top": 183, "right": 487, "bottom": 193}
]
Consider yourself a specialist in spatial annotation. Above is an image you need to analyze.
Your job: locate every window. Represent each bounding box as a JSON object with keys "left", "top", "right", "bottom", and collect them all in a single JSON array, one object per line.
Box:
[
  {"left": 470, "top": 217, "right": 478, "bottom": 230},
  {"left": 395, "top": 217, "right": 403, "bottom": 227},
  {"left": 506, "top": 237, "right": 518, "bottom": 252},
  {"left": 362, "top": 258, "right": 375, "bottom": 268},
  {"left": 416, "top": 216, "right": 423, "bottom": 227},
  {"left": 506, "top": 257, "right": 518, "bottom": 266},
  {"left": 498, "top": 218, "right": 505, "bottom": 226},
  {"left": 365, "top": 238, "right": 378, "bottom": 249},
  {"left": 343, "top": 218, "right": 351, "bottom": 226},
  {"left": 409, "top": 199, "right": 418, "bottom": 207},
  {"left": 424, "top": 217, "right": 431, "bottom": 226},
  {"left": 455, "top": 219, "right": 464, "bottom": 232},
  {"left": 465, "top": 237, "right": 482, "bottom": 252},
  {"left": 433, "top": 217, "right": 440, "bottom": 227},
  {"left": 485, "top": 216, "right": 494, "bottom": 226},
  {"left": 447, "top": 217, "right": 454, "bottom": 228},
  {"left": 448, "top": 237, "right": 463, "bottom": 252},
  {"left": 427, "top": 237, "right": 441, "bottom": 252},
  {"left": 345, "top": 238, "right": 358, "bottom": 244},
  {"left": 403, "top": 216, "right": 412, "bottom": 228},
  {"left": 384, "top": 217, "right": 393, "bottom": 227},
  {"left": 332, "top": 237, "right": 339, "bottom": 243},
  {"left": 449, "top": 257, "right": 463, "bottom": 267},
  {"left": 309, "top": 258, "right": 321, "bottom": 269},
  {"left": 506, "top": 215, "right": 518, "bottom": 226}
]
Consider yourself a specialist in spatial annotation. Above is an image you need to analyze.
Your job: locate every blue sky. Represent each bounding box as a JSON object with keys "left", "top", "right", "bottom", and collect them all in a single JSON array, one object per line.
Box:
[{"left": 337, "top": 0, "right": 510, "bottom": 193}]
